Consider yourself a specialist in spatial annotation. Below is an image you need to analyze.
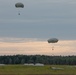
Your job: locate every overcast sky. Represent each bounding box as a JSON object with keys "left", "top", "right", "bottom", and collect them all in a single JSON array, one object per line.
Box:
[
  {"left": 0, "top": 39, "right": 76, "bottom": 56},
  {"left": 0, "top": 0, "right": 76, "bottom": 55},
  {"left": 0, "top": 0, "right": 76, "bottom": 40}
]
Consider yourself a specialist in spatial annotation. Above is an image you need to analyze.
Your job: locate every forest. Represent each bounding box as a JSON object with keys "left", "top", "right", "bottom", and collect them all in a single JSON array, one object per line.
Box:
[{"left": 0, "top": 55, "right": 76, "bottom": 65}]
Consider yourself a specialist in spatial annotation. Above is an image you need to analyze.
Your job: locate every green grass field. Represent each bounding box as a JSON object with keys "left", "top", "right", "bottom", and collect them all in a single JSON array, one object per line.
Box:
[{"left": 0, "top": 65, "right": 75, "bottom": 75}]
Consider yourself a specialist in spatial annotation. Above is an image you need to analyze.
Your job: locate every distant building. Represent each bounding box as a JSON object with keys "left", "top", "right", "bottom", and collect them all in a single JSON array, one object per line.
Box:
[
  {"left": 35, "top": 63, "right": 44, "bottom": 66},
  {"left": 24, "top": 63, "right": 44, "bottom": 66},
  {"left": 0, "top": 64, "right": 5, "bottom": 66},
  {"left": 24, "top": 63, "right": 34, "bottom": 66}
]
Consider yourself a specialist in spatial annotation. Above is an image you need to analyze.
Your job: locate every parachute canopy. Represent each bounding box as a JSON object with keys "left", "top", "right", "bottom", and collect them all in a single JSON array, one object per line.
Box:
[
  {"left": 15, "top": 2, "right": 24, "bottom": 15},
  {"left": 48, "top": 38, "right": 58, "bottom": 43},
  {"left": 15, "top": 2, "right": 24, "bottom": 8}
]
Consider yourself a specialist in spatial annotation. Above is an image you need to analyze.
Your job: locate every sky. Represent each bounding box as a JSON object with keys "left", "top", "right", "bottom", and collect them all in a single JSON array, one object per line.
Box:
[
  {"left": 0, "top": 0, "right": 76, "bottom": 55},
  {"left": 0, "top": 38, "right": 76, "bottom": 56}
]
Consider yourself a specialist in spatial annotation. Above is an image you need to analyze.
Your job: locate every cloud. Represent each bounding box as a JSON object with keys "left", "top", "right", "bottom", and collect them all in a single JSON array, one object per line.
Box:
[
  {"left": 0, "top": 18, "right": 47, "bottom": 24},
  {"left": 0, "top": 38, "right": 75, "bottom": 56},
  {"left": 0, "top": 37, "right": 41, "bottom": 43},
  {"left": 0, "top": 0, "right": 76, "bottom": 40}
]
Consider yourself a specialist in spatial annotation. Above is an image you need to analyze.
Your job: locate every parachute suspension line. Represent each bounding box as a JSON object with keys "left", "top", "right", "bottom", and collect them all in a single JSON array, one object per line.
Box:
[
  {"left": 18, "top": 13, "right": 20, "bottom": 15},
  {"left": 52, "top": 46, "right": 54, "bottom": 50},
  {"left": 18, "top": 11, "right": 20, "bottom": 15},
  {"left": 51, "top": 43, "right": 54, "bottom": 50},
  {"left": 51, "top": 46, "right": 54, "bottom": 56}
]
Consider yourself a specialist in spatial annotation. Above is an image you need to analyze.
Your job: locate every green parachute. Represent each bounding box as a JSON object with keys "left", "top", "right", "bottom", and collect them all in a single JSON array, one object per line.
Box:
[
  {"left": 47, "top": 38, "right": 58, "bottom": 50},
  {"left": 15, "top": 2, "right": 24, "bottom": 15}
]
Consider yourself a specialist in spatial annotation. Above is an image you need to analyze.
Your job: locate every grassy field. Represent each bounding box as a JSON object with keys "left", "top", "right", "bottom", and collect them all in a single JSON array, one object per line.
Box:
[{"left": 0, "top": 65, "right": 75, "bottom": 75}]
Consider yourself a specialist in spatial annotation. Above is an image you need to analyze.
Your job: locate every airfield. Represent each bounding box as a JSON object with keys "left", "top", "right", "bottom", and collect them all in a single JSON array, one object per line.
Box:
[{"left": 0, "top": 65, "right": 75, "bottom": 75}]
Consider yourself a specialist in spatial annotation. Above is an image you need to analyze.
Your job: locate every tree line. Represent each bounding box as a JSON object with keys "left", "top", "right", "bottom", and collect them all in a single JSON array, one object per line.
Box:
[{"left": 0, "top": 55, "right": 76, "bottom": 65}]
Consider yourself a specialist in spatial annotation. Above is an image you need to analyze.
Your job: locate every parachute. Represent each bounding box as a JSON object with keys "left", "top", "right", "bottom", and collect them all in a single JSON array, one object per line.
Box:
[
  {"left": 47, "top": 38, "right": 58, "bottom": 50},
  {"left": 15, "top": 2, "right": 24, "bottom": 15},
  {"left": 48, "top": 38, "right": 58, "bottom": 43}
]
